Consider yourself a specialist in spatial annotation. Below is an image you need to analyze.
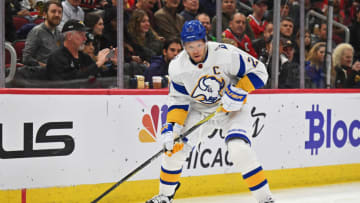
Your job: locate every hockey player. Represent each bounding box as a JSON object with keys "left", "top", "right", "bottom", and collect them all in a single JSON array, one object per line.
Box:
[{"left": 146, "top": 20, "right": 274, "bottom": 203}]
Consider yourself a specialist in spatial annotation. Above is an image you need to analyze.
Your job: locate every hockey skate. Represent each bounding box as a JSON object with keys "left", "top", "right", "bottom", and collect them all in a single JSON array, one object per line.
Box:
[
  {"left": 260, "top": 196, "right": 275, "bottom": 203},
  {"left": 145, "top": 194, "right": 173, "bottom": 203},
  {"left": 145, "top": 183, "right": 180, "bottom": 203}
]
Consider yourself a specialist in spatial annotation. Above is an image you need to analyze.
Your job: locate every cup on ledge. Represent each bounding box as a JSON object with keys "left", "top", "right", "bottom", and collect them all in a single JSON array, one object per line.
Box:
[{"left": 152, "top": 76, "right": 162, "bottom": 89}]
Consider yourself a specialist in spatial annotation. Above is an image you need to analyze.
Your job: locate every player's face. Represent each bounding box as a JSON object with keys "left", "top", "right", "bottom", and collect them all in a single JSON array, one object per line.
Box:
[{"left": 184, "top": 40, "right": 206, "bottom": 63}]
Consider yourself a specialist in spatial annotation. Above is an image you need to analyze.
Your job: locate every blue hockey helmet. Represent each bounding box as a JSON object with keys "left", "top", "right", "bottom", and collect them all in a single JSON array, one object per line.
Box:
[{"left": 181, "top": 20, "right": 207, "bottom": 44}]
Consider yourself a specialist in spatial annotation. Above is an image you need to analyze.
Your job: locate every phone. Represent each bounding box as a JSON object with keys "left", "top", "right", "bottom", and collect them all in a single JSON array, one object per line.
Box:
[{"left": 106, "top": 49, "right": 115, "bottom": 59}]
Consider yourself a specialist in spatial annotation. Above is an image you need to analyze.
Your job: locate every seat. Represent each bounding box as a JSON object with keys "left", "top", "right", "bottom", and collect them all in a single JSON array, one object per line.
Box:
[
  {"left": 33, "top": 17, "right": 44, "bottom": 25},
  {"left": 13, "top": 40, "right": 26, "bottom": 63},
  {"left": 80, "top": 0, "right": 98, "bottom": 9},
  {"left": 5, "top": 49, "right": 11, "bottom": 68},
  {"left": 13, "top": 16, "right": 30, "bottom": 31}
]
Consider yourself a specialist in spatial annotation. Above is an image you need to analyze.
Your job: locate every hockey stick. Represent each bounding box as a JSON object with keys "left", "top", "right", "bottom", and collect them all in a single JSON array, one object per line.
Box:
[{"left": 91, "top": 105, "right": 223, "bottom": 203}]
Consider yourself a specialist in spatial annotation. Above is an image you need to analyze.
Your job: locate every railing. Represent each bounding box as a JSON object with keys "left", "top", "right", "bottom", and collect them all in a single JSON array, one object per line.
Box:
[
  {"left": 5, "top": 42, "right": 17, "bottom": 83},
  {"left": 305, "top": 9, "right": 350, "bottom": 43}
]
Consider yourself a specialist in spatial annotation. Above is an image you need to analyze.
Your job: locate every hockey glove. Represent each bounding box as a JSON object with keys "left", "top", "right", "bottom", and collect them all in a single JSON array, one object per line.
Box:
[
  {"left": 160, "top": 123, "right": 184, "bottom": 157},
  {"left": 221, "top": 84, "right": 248, "bottom": 112}
]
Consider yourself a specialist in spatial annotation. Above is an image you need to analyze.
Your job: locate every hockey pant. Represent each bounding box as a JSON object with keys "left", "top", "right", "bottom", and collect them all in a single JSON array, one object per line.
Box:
[{"left": 158, "top": 104, "right": 272, "bottom": 202}]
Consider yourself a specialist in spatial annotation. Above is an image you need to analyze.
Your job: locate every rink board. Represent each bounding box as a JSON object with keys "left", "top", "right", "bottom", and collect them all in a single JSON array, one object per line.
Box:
[{"left": 0, "top": 89, "right": 359, "bottom": 202}]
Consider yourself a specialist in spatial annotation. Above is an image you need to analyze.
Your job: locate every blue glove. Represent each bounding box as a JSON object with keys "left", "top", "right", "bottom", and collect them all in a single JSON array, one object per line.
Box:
[{"left": 221, "top": 84, "right": 248, "bottom": 112}]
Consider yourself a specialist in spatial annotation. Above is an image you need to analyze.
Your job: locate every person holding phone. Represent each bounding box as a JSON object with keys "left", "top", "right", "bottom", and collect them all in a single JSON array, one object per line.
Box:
[{"left": 46, "top": 19, "right": 114, "bottom": 81}]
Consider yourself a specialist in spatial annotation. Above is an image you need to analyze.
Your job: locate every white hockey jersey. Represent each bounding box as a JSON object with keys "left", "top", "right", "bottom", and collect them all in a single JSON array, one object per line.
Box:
[{"left": 166, "top": 41, "right": 268, "bottom": 126}]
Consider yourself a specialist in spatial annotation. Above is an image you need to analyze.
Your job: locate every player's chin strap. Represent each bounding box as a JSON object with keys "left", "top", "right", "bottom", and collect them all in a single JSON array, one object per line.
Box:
[{"left": 91, "top": 105, "right": 224, "bottom": 203}]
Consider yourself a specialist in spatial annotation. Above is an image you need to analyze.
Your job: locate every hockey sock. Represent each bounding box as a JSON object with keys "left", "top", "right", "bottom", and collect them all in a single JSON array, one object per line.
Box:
[{"left": 227, "top": 139, "right": 273, "bottom": 202}]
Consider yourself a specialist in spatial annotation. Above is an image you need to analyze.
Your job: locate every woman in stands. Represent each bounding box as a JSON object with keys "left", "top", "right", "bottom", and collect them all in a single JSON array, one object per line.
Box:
[
  {"left": 332, "top": 43, "right": 355, "bottom": 88},
  {"left": 84, "top": 12, "right": 104, "bottom": 55},
  {"left": 127, "top": 9, "right": 163, "bottom": 67},
  {"left": 305, "top": 42, "right": 326, "bottom": 88}
]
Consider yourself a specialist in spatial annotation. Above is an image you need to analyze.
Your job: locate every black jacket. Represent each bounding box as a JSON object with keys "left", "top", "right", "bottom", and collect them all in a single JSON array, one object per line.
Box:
[{"left": 46, "top": 46, "right": 99, "bottom": 80}]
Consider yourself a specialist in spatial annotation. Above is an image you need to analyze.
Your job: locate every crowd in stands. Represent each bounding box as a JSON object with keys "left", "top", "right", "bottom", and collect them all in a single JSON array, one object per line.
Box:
[{"left": 4, "top": 0, "right": 360, "bottom": 88}]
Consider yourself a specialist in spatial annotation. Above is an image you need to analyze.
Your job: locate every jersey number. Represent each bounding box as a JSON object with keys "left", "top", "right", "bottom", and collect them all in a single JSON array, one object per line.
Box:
[{"left": 247, "top": 57, "right": 259, "bottom": 68}]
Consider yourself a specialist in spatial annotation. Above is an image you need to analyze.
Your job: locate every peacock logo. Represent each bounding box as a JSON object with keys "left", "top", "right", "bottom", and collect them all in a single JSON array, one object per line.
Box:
[{"left": 138, "top": 105, "right": 168, "bottom": 143}]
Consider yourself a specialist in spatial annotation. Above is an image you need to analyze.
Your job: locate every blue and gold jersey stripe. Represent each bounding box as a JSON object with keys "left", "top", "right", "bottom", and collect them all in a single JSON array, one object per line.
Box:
[
  {"left": 167, "top": 105, "right": 189, "bottom": 126},
  {"left": 236, "top": 54, "right": 246, "bottom": 77},
  {"left": 236, "top": 72, "right": 264, "bottom": 93},
  {"left": 172, "top": 81, "right": 189, "bottom": 95}
]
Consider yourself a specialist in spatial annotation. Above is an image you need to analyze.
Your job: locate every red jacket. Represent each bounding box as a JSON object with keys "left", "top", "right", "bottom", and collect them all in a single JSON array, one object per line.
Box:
[
  {"left": 247, "top": 15, "right": 268, "bottom": 39},
  {"left": 222, "top": 28, "right": 258, "bottom": 58}
]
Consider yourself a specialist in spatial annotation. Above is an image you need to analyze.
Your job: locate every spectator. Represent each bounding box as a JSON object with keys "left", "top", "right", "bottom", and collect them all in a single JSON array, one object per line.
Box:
[
  {"left": 59, "top": 0, "right": 85, "bottom": 31},
  {"left": 280, "top": 0, "right": 290, "bottom": 17},
  {"left": 211, "top": 0, "right": 236, "bottom": 36},
  {"left": 180, "top": 0, "right": 199, "bottom": 22},
  {"left": 253, "top": 21, "right": 273, "bottom": 66},
  {"left": 5, "top": 0, "right": 17, "bottom": 42},
  {"left": 247, "top": 0, "right": 268, "bottom": 39},
  {"left": 127, "top": 9, "right": 164, "bottom": 64},
  {"left": 305, "top": 42, "right": 326, "bottom": 88},
  {"left": 198, "top": 0, "right": 216, "bottom": 18},
  {"left": 7, "top": 0, "right": 31, "bottom": 18},
  {"left": 280, "top": 17, "right": 294, "bottom": 39},
  {"left": 278, "top": 37, "right": 300, "bottom": 88},
  {"left": 46, "top": 19, "right": 111, "bottom": 80},
  {"left": 350, "top": 5, "right": 360, "bottom": 59},
  {"left": 332, "top": 43, "right": 354, "bottom": 88},
  {"left": 82, "top": 32, "right": 96, "bottom": 60},
  {"left": 312, "top": 22, "right": 336, "bottom": 49},
  {"left": 23, "top": 0, "right": 63, "bottom": 67},
  {"left": 101, "top": 6, "right": 118, "bottom": 49},
  {"left": 196, "top": 13, "right": 216, "bottom": 41},
  {"left": 144, "top": 38, "right": 182, "bottom": 88},
  {"left": 154, "top": 0, "right": 185, "bottom": 39},
  {"left": 131, "top": 0, "right": 157, "bottom": 27},
  {"left": 84, "top": 13, "right": 104, "bottom": 55},
  {"left": 222, "top": 12, "right": 257, "bottom": 58},
  {"left": 347, "top": 59, "right": 360, "bottom": 88},
  {"left": 293, "top": 29, "right": 312, "bottom": 64}
]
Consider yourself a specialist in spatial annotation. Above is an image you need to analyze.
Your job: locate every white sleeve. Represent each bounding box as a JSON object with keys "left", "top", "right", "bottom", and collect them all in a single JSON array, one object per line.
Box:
[
  {"left": 166, "top": 62, "right": 191, "bottom": 126},
  {"left": 228, "top": 49, "right": 268, "bottom": 92}
]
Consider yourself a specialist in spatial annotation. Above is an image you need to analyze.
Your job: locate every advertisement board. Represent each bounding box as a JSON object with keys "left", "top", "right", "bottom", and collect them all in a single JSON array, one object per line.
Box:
[{"left": 0, "top": 90, "right": 359, "bottom": 190}]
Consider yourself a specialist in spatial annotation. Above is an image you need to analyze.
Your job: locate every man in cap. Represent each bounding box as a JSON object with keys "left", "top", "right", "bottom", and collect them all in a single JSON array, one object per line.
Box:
[
  {"left": 248, "top": 0, "right": 268, "bottom": 39},
  {"left": 278, "top": 37, "right": 299, "bottom": 88},
  {"left": 46, "top": 19, "right": 112, "bottom": 81}
]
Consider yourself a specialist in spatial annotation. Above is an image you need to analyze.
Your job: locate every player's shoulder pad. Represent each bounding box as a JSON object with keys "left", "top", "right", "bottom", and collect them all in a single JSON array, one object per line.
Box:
[
  {"left": 208, "top": 42, "right": 240, "bottom": 64},
  {"left": 168, "top": 50, "right": 187, "bottom": 77}
]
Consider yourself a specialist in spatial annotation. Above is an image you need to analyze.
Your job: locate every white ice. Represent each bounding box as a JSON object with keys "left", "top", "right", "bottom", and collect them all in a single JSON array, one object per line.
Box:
[{"left": 173, "top": 182, "right": 360, "bottom": 203}]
